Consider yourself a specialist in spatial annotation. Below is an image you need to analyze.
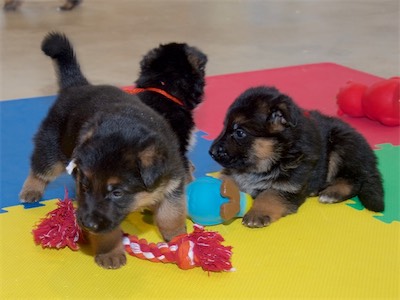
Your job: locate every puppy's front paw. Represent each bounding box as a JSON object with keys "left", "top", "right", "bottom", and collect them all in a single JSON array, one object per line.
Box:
[
  {"left": 19, "top": 173, "right": 47, "bottom": 203},
  {"left": 19, "top": 189, "right": 43, "bottom": 203},
  {"left": 95, "top": 252, "right": 127, "bottom": 269},
  {"left": 87, "top": 228, "right": 126, "bottom": 269},
  {"left": 242, "top": 211, "right": 271, "bottom": 228}
]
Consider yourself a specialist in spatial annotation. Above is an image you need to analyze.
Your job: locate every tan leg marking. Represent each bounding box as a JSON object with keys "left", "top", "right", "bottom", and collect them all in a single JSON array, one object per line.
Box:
[
  {"left": 155, "top": 198, "right": 187, "bottom": 241},
  {"left": 19, "top": 172, "right": 47, "bottom": 203},
  {"left": 319, "top": 179, "right": 353, "bottom": 204},
  {"left": 86, "top": 228, "right": 126, "bottom": 269},
  {"left": 155, "top": 180, "right": 187, "bottom": 241},
  {"left": 19, "top": 162, "right": 66, "bottom": 202},
  {"left": 326, "top": 151, "right": 341, "bottom": 182},
  {"left": 242, "top": 190, "right": 295, "bottom": 228}
]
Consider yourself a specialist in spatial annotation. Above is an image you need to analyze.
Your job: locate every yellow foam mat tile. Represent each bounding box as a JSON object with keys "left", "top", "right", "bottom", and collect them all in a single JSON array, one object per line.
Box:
[{"left": 1, "top": 198, "right": 399, "bottom": 299}]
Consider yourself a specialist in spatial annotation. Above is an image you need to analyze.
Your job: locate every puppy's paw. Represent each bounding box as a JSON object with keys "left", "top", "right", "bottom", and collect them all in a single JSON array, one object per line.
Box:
[
  {"left": 95, "top": 252, "right": 127, "bottom": 269},
  {"left": 318, "top": 195, "right": 340, "bottom": 204},
  {"left": 318, "top": 189, "right": 343, "bottom": 204},
  {"left": 318, "top": 180, "right": 352, "bottom": 204},
  {"left": 19, "top": 173, "right": 47, "bottom": 203},
  {"left": 19, "top": 189, "right": 43, "bottom": 203},
  {"left": 242, "top": 211, "right": 271, "bottom": 228}
]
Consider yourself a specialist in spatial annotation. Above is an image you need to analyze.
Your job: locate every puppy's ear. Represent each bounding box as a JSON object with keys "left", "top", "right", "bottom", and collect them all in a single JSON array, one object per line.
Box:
[
  {"left": 137, "top": 145, "right": 166, "bottom": 189},
  {"left": 185, "top": 45, "right": 207, "bottom": 72},
  {"left": 268, "top": 96, "right": 300, "bottom": 132}
]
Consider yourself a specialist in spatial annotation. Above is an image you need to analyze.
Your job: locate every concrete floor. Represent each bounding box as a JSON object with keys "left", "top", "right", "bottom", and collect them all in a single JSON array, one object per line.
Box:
[{"left": 0, "top": 0, "right": 399, "bottom": 101}]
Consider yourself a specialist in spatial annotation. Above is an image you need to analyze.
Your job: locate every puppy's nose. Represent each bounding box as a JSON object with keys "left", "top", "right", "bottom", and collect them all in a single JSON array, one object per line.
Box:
[
  {"left": 209, "top": 147, "right": 218, "bottom": 160},
  {"left": 209, "top": 145, "right": 224, "bottom": 160},
  {"left": 82, "top": 220, "right": 99, "bottom": 231},
  {"left": 209, "top": 148, "right": 216, "bottom": 159}
]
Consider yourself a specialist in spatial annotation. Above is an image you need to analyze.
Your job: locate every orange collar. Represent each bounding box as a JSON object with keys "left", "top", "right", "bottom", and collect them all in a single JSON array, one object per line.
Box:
[{"left": 123, "top": 87, "right": 184, "bottom": 107}]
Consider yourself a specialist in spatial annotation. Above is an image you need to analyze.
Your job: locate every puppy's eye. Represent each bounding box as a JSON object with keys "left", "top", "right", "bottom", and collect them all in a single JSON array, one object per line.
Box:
[
  {"left": 234, "top": 128, "right": 246, "bottom": 139},
  {"left": 111, "top": 189, "right": 124, "bottom": 199},
  {"left": 232, "top": 124, "right": 247, "bottom": 140}
]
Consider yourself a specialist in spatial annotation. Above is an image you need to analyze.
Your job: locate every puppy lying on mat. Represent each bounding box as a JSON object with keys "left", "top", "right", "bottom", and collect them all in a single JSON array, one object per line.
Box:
[
  {"left": 210, "top": 86, "right": 384, "bottom": 228},
  {"left": 19, "top": 32, "right": 188, "bottom": 269}
]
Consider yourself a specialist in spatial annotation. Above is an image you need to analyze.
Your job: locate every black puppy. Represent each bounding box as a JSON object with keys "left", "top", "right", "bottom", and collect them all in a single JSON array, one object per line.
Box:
[
  {"left": 129, "top": 43, "right": 207, "bottom": 180},
  {"left": 210, "top": 86, "right": 384, "bottom": 227},
  {"left": 19, "top": 32, "right": 187, "bottom": 269}
]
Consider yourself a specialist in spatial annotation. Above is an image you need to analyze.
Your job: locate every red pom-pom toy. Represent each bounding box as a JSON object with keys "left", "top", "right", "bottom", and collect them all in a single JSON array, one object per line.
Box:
[
  {"left": 337, "top": 77, "right": 400, "bottom": 126},
  {"left": 32, "top": 189, "right": 82, "bottom": 250}
]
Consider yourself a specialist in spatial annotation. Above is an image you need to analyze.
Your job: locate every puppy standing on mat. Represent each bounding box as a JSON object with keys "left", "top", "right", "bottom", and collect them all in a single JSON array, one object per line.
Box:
[
  {"left": 125, "top": 42, "right": 207, "bottom": 181},
  {"left": 210, "top": 86, "right": 384, "bottom": 228},
  {"left": 19, "top": 32, "right": 187, "bottom": 269}
]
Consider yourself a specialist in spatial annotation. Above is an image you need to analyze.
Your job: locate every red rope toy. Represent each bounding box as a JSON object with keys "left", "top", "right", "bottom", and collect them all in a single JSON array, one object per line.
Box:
[{"left": 32, "top": 191, "right": 234, "bottom": 272}]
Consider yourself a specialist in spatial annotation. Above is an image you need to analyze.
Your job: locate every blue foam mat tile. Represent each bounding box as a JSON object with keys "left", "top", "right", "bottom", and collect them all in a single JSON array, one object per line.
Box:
[
  {"left": 0, "top": 96, "right": 75, "bottom": 209},
  {"left": 188, "top": 131, "right": 220, "bottom": 178}
]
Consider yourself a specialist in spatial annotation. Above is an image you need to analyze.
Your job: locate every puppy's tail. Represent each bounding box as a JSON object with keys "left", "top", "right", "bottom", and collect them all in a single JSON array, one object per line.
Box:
[
  {"left": 357, "top": 171, "right": 384, "bottom": 212},
  {"left": 41, "top": 32, "right": 89, "bottom": 90}
]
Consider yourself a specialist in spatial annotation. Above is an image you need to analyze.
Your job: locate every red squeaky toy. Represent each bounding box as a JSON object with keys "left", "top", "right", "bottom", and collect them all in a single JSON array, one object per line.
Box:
[{"left": 336, "top": 77, "right": 400, "bottom": 126}]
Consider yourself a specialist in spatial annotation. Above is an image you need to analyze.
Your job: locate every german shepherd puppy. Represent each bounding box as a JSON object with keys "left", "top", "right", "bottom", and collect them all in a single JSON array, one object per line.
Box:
[
  {"left": 132, "top": 43, "right": 207, "bottom": 179},
  {"left": 210, "top": 86, "right": 384, "bottom": 228},
  {"left": 19, "top": 32, "right": 187, "bottom": 269}
]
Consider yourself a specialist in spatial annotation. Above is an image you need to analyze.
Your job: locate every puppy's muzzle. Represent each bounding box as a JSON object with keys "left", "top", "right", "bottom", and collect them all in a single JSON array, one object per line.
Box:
[
  {"left": 80, "top": 219, "right": 100, "bottom": 232},
  {"left": 77, "top": 211, "right": 113, "bottom": 233},
  {"left": 209, "top": 143, "right": 230, "bottom": 165}
]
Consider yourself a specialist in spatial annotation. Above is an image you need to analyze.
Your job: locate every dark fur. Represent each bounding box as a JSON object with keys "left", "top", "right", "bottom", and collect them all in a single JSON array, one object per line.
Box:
[
  {"left": 135, "top": 43, "right": 207, "bottom": 173},
  {"left": 3, "top": 0, "right": 82, "bottom": 10},
  {"left": 19, "top": 32, "right": 187, "bottom": 268},
  {"left": 210, "top": 86, "right": 384, "bottom": 227}
]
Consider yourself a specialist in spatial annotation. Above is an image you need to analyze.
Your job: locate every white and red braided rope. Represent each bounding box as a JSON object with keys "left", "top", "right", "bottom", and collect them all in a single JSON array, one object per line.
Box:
[{"left": 123, "top": 224, "right": 234, "bottom": 272}]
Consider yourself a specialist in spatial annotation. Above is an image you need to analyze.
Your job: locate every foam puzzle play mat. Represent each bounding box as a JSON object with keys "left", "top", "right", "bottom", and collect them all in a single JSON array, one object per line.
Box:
[{"left": 1, "top": 63, "right": 399, "bottom": 299}]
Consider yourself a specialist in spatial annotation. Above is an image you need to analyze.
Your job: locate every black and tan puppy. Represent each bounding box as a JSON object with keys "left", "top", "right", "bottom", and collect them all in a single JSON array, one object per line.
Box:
[
  {"left": 19, "top": 32, "right": 187, "bottom": 269},
  {"left": 210, "top": 86, "right": 384, "bottom": 228},
  {"left": 132, "top": 43, "right": 207, "bottom": 180}
]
